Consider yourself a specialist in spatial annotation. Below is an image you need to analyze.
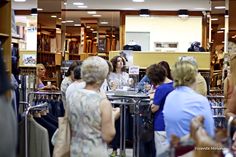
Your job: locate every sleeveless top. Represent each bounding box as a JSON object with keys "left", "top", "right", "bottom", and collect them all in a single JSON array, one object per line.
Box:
[
  {"left": 67, "top": 89, "right": 108, "bottom": 157},
  {"left": 38, "top": 82, "right": 45, "bottom": 89}
]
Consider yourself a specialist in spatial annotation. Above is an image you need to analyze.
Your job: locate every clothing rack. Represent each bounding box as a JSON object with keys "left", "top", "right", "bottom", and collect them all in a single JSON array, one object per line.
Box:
[
  {"left": 207, "top": 95, "right": 226, "bottom": 128},
  {"left": 24, "top": 102, "right": 48, "bottom": 157},
  {"left": 27, "top": 91, "right": 61, "bottom": 103}
]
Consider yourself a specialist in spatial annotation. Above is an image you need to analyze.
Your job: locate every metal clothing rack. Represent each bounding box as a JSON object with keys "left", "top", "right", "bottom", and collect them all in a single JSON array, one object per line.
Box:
[
  {"left": 27, "top": 91, "right": 62, "bottom": 102},
  {"left": 24, "top": 102, "right": 48, "bottom": 157},
  {"left": 107, "top": 90, "right": 149, "bottom": 157},
  {"left": 207, "top": 95, "right": 226, "bottom": 128}
]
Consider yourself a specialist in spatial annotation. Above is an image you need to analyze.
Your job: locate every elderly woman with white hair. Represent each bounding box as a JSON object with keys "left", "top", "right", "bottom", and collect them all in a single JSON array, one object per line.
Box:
[{"left": 67, "top": 56, "right": 120, "bottom": 157}]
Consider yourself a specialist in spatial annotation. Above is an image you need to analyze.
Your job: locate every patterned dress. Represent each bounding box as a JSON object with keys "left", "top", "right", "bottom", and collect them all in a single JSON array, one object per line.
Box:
[{"left": 67, "top": 89, "right": 108, "bottom": 157}]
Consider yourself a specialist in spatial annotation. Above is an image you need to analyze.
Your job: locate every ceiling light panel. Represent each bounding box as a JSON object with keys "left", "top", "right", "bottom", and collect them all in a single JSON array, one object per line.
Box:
[
  {"left": 78, "top": 6, "right": 87, "bottom": 8},
  {"left": 14, "top": 0, "right": 26, "bottom": 2},
  {"left": 132, "top": 0, "right": 144, "bottom": 2},
  {"left": 100, "top": 21, "right": 109, "bottom": 24},
  {"left": 214, "top": 6, "right": 226, "bottom": 9},
  {"left": 87, "top": 11, "right": 96, "bottom": 14},
  {"left": 92, "top": 14, "right": 101, "bottom": 17},
  {"left": 73, "top": 2, "right": 84, "bottom": 5}
]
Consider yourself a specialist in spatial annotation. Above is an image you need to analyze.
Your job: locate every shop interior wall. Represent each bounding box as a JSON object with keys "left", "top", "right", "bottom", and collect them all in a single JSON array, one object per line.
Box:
[{"left": 125, "top": 16, "right": 202, "bottom": 52}]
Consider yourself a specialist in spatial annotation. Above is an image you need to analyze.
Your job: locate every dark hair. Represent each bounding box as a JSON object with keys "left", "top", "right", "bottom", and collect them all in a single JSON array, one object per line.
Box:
[
  {"left": 106, "top": 60, "right": 113, "bottom": 74},
  {"left": 65, "top": 60, "right": 82, "bottom": 77},
  {"left": 158, "top": 61, "right": 172, "bottom": 80},
  {"left": 0, "top": 49, "right": 13, "bottom": 95},
  {"left": 110, "top": 56, "right": 126, "bottom": 72},
  {"left": 146, "top": 64, "right": 166, "bottom": 86},
  {"left": 73, "top": 65, "right": 82, "bottom": 80}
]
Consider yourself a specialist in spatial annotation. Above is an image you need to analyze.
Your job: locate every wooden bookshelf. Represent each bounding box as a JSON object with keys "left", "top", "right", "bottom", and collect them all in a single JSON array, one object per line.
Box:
[{"left": 0, "top": 0, "right": 11, "bottom": 72}]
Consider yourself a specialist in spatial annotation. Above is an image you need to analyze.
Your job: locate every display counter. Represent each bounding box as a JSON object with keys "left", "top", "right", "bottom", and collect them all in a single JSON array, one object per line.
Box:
[{"left": 109, "top": 51, "right": 210, "bottom": 70}]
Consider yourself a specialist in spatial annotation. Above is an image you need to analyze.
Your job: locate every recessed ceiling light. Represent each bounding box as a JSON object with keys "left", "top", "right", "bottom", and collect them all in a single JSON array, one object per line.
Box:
[
  {"left": 78, "top": 5, "right": 88, "bottom": 8},
  {"left": 87, "top": 11, "right": 96, "bottom": 14},
  {"left": 74, "top": 24, "right": 81, "bottom": 26},
  {"left": 73, "top": 2, "right": 84, "bottom": 5},
  {"left": 211, "top": 18, "right": 218, "bottom": 21},
  {"left": 86, "top": 26, "right": 91, "bottom": 28},
  {"left": 93, "top": 31, "right": 98, "bottom": 33},
  {"left": 220, "top": 28, "right": 225, "bottom": 30},
  {"left": 64, "top": 2, "right": 67, "bottom": 5},
  {"left": 66, "top": 20, "right": 74, "bottom": 23},
  {"left": 132, "top": 0, "right": 144, "bottom": 2},
  {"left": 217, "top": 31, "right": 224, "bottom": 33},
  {"left": 58, "top": 18, "right": 62, "bottom": 20},
  {"left": 62, "top": 21, "right": 66, "bottom": 23},
  {"left": 92, "top": 14, "right": 101, "bottom": 17},
  {"left": 37, "top": 8, "right": 43, "bottom": 11},
  {"left": 214, "top": 6, "right": 225, "bottom": 9},
  {"left": 100, "top": 21, "right": 108, "bottom": 25},
  {"left": 193, "top": 8, "right": 207, "bottom": 10},
  {"left": 121, "top": 8, "right": 135, "bottom": 10},
  {"left": 90, "top": 28, "right": 94, "bottom": 31},
  {"left": 14, "top": 0, "right": 26, "bottom": 2},
  {"left": 51, "top": 15, "right": 57, "bottom": 18}
]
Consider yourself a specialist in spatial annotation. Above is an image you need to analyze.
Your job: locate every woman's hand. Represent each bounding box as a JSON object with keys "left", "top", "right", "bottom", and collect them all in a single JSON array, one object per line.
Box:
[{"left": 112, "top": 107, "right": 120, "bottom": 120}]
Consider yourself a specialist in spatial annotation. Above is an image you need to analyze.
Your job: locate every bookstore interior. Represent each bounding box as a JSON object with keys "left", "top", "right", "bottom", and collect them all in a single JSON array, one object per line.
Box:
[{"left": 0, "top": 0, "right": 236, "bottom": 157}]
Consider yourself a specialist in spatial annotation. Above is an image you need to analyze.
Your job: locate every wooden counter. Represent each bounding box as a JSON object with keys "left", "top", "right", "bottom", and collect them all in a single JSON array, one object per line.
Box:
[{"left": 109, "top": 51, "right": 210, "bottom": 70}]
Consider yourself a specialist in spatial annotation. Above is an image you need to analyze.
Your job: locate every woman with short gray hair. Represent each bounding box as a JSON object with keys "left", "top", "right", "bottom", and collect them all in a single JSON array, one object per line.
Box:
[{"left": 67, "top": 56, "right": 120, "bottom": 157}]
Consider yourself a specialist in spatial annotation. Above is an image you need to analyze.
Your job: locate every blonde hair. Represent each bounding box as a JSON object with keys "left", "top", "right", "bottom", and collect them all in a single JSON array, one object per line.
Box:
[
  {"left": 81, "top": 56, "right": 109, "bottom": 85},
  {"left": 36, "top": 63, "right": 45, "bottom": 76},
  {"left": 172, "top": 61, "right": 198, "bottom": 87}
]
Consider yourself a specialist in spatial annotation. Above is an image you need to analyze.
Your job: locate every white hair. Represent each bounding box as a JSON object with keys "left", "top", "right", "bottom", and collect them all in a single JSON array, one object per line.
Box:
[{"left": 81, "top": 56, "right": 109, "bottom": 85}]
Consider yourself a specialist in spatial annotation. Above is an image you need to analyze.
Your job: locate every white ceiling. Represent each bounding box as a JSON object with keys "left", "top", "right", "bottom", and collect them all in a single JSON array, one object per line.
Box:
[{"left": 12, "top": 0, "right": 211, "bottom": 11}]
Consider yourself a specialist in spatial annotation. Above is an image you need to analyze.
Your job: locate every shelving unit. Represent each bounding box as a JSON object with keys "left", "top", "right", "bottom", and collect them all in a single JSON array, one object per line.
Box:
[{"left": 0, "top": 0, "right": 12, "bottom": 72}]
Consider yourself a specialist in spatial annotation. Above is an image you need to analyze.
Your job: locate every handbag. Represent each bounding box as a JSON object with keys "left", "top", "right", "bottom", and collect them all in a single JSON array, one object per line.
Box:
[
  {"left": 53, "top": 111, "right": 71, "bottom": 157},
  {"left": 139, "top": 104, "right": 154, "bottom": 142}
]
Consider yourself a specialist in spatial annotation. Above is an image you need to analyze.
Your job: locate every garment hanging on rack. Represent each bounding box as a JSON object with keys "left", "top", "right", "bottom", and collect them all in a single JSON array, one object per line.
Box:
[
  {"left": 123, "top": 41, "right": 141, "bottom": 51},
  {"left": 0, "top": 96, "right": 17, "bottom": 157},
  {"left": 34, "top": 116, "right": 57, "bottom": 155},
  {"left": 18, "top": 116, "right": 50, "bottom": 157},
  {"left": 207, "top": 95, "right": 226, "bottom": 128}
]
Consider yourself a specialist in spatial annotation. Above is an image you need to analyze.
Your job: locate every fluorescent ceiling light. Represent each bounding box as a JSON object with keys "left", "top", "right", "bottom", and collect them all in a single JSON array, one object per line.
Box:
[
  {"left": 193, "top": 8, "right": 207, "bottom": 10},
  {"left": 74, "top": 24, "right": 81, "bottom": 26},
  {"left": 217, "top": 31, "right": 224, "bottom": 33},
  {"left": 140, "top": 14, "right": 150, "bottom": 17},
  {"left": 78, "top": 5, "right": 88, "bottom": 8},
  {"left": 92, "top": 14, "right": 101, "bottom": 17},
  {"left": 211, "top": 18, "right": 218, "bottom": 21},
  {"left": 133, "top": 0, "right": 144, "bottom": 2},
  {"left": 220, "top": 28, "right": 225, "bottom": 30},
  {"left": 121, "top": 8, "right": 135, "bottom": 10},
  {"left": 93, "top": 31, "right": 98, "bottom": 33},
  {"left": 100, "top": 21, "right": 108, "bottom": 24},
  {"left": 86, "top": 26, "right": 91, "bottom": 28},
  {"left": 14, "top": 0, "right": 26, "bottom": 2},
  {"left": 178, "top": 14, "right": 189, "bottom": 18},
  {"left": 51, "top": 15, "right": 57, "bottom": 18},
  {"left": 87, "top": 11, "right": 96, "bottom": 14},
  {"left": 214, "top": 6, "right": 225, "bottom": 9},
  {"left": 62, "top": 21, "right": 66, "bottom": 23},
  {"left": 66, "top": 20, "right": 74, "bottom": 23},
  {"left": 37, "top": 8, "right": 43, "bottom": 11},
  {"left": 73, "top": 2, "right": 84, "bottom": 5}
]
